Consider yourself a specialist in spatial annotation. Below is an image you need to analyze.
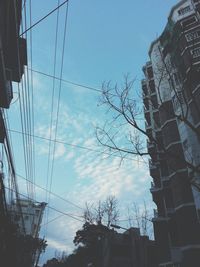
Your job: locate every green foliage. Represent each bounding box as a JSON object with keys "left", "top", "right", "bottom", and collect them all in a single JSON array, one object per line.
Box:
[{"left": 73, "top": 222, "right": 111, "bottom": 247}]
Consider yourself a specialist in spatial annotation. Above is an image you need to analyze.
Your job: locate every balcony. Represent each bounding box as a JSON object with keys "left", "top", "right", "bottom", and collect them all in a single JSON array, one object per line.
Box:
[
  {"left": 144, "top": 110, "right": 151, "bottom": 126},
  {"left": 143, "top": 98, "right": 149, "bottom": 110},
  {"left": 0, "top": 0, "right": 26, "bottom": 108},
  {"left": 166, "top": 208, "right": 175, "bottom": 215},
  {"left": 145, "top": 122, "right": 151, "bottom": 130},
  {"left": 152, "top": 208, "right": 168, "bottom": 222},
  {"left": 154, "top": 209, "right": 158, "bottom": 218},
  {"left": 0, "top": 111, "right": 6, "bottom": 143},
  {"left": 1, "top": 0, "right": 27, "bottom": 83},
  {"left": 150, "top": 181, "right": 161, "bottom": 193},
  {"left": 149, "top": 159, "right": 159, "bottom": 169},
  {"left": 147, "top": 140, "right": 156, "bottom": 156},
  {"left": 147, "top": 140, "right": 155, "bottom": 149},
  {"left": 142, "top": 81, "right": 148, "bottom": 96},
  {"left": 149, "top": 159, "right": 160, "bottom": 178},
  {"left": 143, "top": 106, "right": 149, "bottom": 114},
  {"left": 0, "top": 51, "right": 13, "bottom": 108}
]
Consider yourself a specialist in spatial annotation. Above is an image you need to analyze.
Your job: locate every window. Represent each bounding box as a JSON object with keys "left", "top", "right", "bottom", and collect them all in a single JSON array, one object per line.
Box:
[
  {"left": 192, "top": 47, "right": 200, "bottom": 58},
  {"left": 147, "top": 67, "right": 153, "bottom": 79},
  {"left": 149, "top": 80, "right": 155, "bottom": 93},
  {"left": 174, "top": 73, "right": 181, "bottom": 86},
  {"left": 172, "top": 91, "right": 184, "bottom": 111},
  {"left": 185, "top": 30, "right": 200, "bottom": 41},
  {"left": 169, "top": 77, "right": 175, "bottom": 91},
  {"left": 181, "top": 16, "right": 197, "bottom": 27},
  {"left": 14, "top": 215, "right": 20, "bottom": 221},
  {"left": 142, "top": 84, "right": 148, "bottom": 95},
  {"left": 35, "top": 209, "right": 40, "bottom": 216},
  {"left": 25, "top": 215, "right": 29, "bottom": 220},
  {"left": 183, "top": 139, "right": 188, "bottom": 150},
  {"left": 178, "top": 5, "right": 191, "bottom": 15}
]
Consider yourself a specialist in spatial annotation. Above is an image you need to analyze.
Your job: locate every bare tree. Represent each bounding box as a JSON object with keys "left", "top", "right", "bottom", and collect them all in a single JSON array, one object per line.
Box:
[
  {"left": 96, "top": 60, "right": 200, "bottom": 189},
  {"left": 104, "top": 196, "right": 119, "bottom": 227},
  {"left": 126, "top": 201, "right": 153, "bottom": 238},
  {"left": 96, "top": 75, "right": 149, "bottom": 159},
  {"left": 83, "top": 196, "right": 119, "bottom": 227},
  {"left": 83, "top": 202, "right": 95, "bottom": 224}
]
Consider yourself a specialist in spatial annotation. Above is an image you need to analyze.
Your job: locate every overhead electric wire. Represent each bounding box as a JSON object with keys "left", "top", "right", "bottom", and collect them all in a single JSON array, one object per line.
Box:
[
  {"left": 27, "top": 68, "right": 145, "bottom": 121},
  {"left": 41, "top": 214, "right": 65, "bottom": 227},
  {"left": 8, "top": 128, "right": 148, "bottom": 164},
  {"left": 45, "top": 1, "right": 70, "bottom": 235},
  {"left": 4, "top": 111, "right": 17, "bottom": 203},
  {"left": 20, "top": 0, "right": 69, "bottom": 36},
  {"left": 24, "top": 3, "right": 35, "bottom": 199},
  {"left": 4, "top": 186, "right": 84, "bottom": 223},
  {"left": 16, "top": 173, "right": 83, "bottom": 210},
  {"left": 1, "top": 110, "right": 26, "bottom": 234},
  {"left": 29, "top": 0, "right": 36, "bottom": 198},
  {"left": 45, "top": 0, "right": 61, "bottom": 233},
  {"left": 17, "top": 83, "right": 30, "bottom": 199},
  {"left": 48, "top": 206, "right": 83, "bottom": 223},
  {"left": 29, "top": 68, "right": 102, "bottom": 93},
  {"left": 16, "top": 9, "right": 30, "bottom": 199},
  {"left": 13, "top": 2, "right": 31, "bottom": 212},
  {"left": 18, "top": 8, "right": 34, "bottom": 200}
]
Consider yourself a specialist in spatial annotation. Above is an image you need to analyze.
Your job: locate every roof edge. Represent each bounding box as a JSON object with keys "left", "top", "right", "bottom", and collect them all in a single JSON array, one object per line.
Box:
[{"left": 148, "top": 0, "right": 189, "bottom": 57}]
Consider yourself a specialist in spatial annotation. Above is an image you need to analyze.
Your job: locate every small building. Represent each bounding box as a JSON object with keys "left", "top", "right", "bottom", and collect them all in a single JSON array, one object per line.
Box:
[
  {"left": 101, "top": 227, "right": 157, "bottom": 267},
  {"left": 9, "top": 199, "right": 46, "bottom": 238}
]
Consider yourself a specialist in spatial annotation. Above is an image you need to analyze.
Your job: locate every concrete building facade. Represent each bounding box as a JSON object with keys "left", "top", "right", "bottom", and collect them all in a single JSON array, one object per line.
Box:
[
  {"left": 102, "top": 227, "right": 157, "bottom": 267},
  {"left": 9, "top": 199, "right": 46, "bottom": 238},
  {"left": 0, "top": 0, "right": 27, "bottom": 109},
  {"left": 142, "top": 1, "right": 200, "bottom": 266}
]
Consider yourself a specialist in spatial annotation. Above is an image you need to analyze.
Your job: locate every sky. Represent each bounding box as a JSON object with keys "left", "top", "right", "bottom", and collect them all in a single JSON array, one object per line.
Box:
[{"left": 4, "top": 0, "right": 179, "bottom": 264}]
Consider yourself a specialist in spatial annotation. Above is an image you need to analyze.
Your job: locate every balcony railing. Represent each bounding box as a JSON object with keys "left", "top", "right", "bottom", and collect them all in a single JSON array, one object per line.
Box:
[
  {"left": 147, "top": 140, "right": 156, "bottom": 149},
  {"left": 145, "top": 122, "right": 152, "bottom": 130},
  {"left": 149, "top": 159, "right": 158, "bottom": 169},
  {"left": 143, "top": 106, "right": 150, "bottom": 113},
  {"left": 166, "top": 208, "right": 175, "bottom": 214},
  {"left": 154, "top": 209, "right": 158, "bottom": 218}
]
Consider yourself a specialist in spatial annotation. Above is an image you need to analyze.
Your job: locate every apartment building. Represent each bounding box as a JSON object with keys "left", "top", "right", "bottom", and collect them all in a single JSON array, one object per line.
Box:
[
  {"left": 142, "top": 1, "right": 200, "bottom": 266},
  {"left": 0, "top": 0, "right": 27, "bottom": 109}
]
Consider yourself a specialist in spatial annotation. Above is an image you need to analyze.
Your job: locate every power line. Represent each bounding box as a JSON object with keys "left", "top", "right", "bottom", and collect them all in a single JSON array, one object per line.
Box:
[
  {"left": 49, "top": 206, "right": 83, "bottom": 223},
  {"left": 28, "top": 0, "right": 36, "bottom": 199},
  {"left": 23, "top": 5, "right": 35, "bottom": 199},
  {"left": 41, "top": 214, "right": 65, "bottom": 227},
  {"left": 46, "top": 0, "right": 69, "bottom": 235},
  {"left": 8, "top": 128, "right": 147, "bottom": 164},
  {"left": 5, "top": 186, "right": 84, "bottom": 223},
  {"left": 27, "top": 68, "right": 145, "bottom": 121},
  {"left": 28, "top": 68, "right": 102, "bottom": 93},
  {"left": 20, "top": 0, "right": 69, "bottom": 36},
  {"left": 45, "top": 0, "right": 61, "bottom": 236},
  {"left": 16, "top": 173, "right": 83, "bottom": 210}
]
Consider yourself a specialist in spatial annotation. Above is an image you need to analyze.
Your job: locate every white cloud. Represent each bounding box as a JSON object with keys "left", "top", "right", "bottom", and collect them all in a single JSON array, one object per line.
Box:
[
  {"left": 65, "top": 151, "right": 75, "bottom": 161},
  {"left": 54, "top": 143, "right": 66, "bottom": 159},
  {"left": 70, "top": 148, "right": 150, "bottom": 207},
  {"left": 47, "top": 238, "right": 71, "bottom": 252}
]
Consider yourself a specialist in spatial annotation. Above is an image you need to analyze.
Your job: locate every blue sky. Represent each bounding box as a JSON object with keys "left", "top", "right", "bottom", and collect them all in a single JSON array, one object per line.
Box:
[{"left": 5, "top": 0, "right": 179, "bottom": 263}]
